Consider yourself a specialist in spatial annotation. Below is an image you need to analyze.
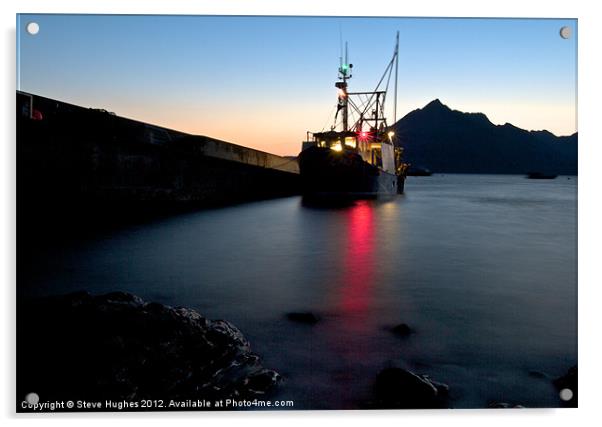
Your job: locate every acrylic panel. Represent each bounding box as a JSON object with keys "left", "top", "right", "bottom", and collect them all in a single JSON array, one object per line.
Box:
[{"left": 16, "top": 14, "right": 577, "bottom": 412}]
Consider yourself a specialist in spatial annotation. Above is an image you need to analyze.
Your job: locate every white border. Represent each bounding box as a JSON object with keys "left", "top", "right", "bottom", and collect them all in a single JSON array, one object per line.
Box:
[{"left": 2, "top": 1, "right": 601, "bottom": 426}]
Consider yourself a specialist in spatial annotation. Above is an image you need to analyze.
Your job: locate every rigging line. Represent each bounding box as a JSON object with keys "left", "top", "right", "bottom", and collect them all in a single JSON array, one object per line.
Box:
[
  {"left": 349, "top": 110, "right": 358, "bottom": 123},
  {"left": 358, "top": 58, "right": 395, "bottom": 119},
  {"left": 383, "top": 59, "right": 393, "bottom": 100},
  {"left": 352, "top": 94, "right": 370, "bottom": 119},
  {"left": 347, "top": 97, "right": 363, "bottom": 115},
  {"left": 350, "top": 113, "right": 364, "bottom": 131},
  {"left": 321, "top": 102, "right": 337, "bottom": 132},
  {"left": 381, "top": 67, "right": 393, "bottom": 123},
  {"left": 347, "top": 98, "right": 364, "bottom": 121},
  {"left": 358, "top": 93, "right": 370, "bottom": 111}
]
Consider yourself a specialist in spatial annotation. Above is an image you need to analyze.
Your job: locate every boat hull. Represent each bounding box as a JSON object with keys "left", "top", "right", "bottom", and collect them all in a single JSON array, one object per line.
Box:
[{"left": 298, "top": 146, "right": 402, "bottom": 197}]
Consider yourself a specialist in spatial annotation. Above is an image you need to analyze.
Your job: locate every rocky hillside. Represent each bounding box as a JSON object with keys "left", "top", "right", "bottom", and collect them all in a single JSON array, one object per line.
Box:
[{"left": 394, "top": 99, "right": 577, "bottom": 174}]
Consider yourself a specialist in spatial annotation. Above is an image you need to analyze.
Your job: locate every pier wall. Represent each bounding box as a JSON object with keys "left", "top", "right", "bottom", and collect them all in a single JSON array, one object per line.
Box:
[{"left": 17, "top": 91, "right": 300, "bottom": 231}]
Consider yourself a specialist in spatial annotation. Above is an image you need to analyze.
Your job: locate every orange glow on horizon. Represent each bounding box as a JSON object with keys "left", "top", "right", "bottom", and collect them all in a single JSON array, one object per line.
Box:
[
  {"left": 109, "top": 100, "right": 327, "bottom": 157},
  {"left": 60, "top": 93, "right": 577, "bottom": 158}
]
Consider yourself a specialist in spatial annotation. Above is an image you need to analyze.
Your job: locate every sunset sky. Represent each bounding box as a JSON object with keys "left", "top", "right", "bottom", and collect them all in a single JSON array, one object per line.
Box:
[{"left": 17, "top": 15, "right": 577, "bottom": 156}]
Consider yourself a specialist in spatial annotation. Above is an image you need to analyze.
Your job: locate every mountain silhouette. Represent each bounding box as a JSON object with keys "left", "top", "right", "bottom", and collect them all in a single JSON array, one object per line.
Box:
[{"left": 394, "top": 100, "right": 577, "bottom": 174}]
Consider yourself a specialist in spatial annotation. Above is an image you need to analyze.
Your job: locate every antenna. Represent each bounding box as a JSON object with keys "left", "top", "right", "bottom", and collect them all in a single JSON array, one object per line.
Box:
[
  {"left": 339, "top": 26, "right": 343, "bottom": 69},
  {"left": 345, "top": 42, "right": 348, "bottom": 69}
]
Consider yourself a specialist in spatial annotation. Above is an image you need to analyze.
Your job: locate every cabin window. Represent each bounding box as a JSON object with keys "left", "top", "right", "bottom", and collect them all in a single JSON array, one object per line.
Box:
[
  {"left": 371, "top": 147, "right": 382, "bottom": 167},
  {"left": 330, "top": 141, "right": 343, "bottom": 152},
  {"left": 344, "top": 137, "right": 357, "bottom": 148}
]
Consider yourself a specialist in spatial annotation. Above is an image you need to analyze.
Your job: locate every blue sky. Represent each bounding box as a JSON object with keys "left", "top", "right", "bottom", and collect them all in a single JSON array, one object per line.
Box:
[{"left": 17, "top": 15, "right": 577, "bottom": 155}]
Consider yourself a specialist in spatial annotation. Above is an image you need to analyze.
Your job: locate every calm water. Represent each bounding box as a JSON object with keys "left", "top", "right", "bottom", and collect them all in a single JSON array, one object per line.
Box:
[{"left": 21, "top": 175, "right": 577, "bottom": 408}]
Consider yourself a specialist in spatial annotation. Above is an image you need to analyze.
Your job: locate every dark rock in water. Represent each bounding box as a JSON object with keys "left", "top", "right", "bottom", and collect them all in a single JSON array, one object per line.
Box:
[
  {"left": 391, "top": 323, "right": 413, "bottom": 337},
  {"left": 488, "top": 402, "right": 525, "bottom": 409},
  {"left": 17, "top": 292, "right": 280, "bottom": 408},
  {"left": 526, "top": 172, "right": 558, "bottom": 179},
  {"left": 554, "top": 365, "right": 577, "bottom": 407},
  {"left": 373, "top": 367, "right": 449, "bottom": 409},
  {"left": 528, "top": 370, "right": 548, "bottom": 379},
  {"left": 286, "top": 312, "right": 319, "bottom": 325}
]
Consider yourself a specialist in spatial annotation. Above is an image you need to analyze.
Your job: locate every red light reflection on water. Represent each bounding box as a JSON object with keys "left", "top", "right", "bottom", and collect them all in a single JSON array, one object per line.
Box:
[{"left": 339, "top": 201, "right": 376, "bottom": 314}]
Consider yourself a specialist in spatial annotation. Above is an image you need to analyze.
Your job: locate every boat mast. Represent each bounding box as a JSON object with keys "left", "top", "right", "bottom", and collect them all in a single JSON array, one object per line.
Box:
[
  {"left": 336, "top": 42, "right": 352, "bottom": 132},
  {"left": 394, "top": 31, "right": 399, "bottom": 125}
]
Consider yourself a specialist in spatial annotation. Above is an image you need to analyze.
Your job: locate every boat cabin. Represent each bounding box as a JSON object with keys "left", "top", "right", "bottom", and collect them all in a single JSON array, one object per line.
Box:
[{"left": 302, "top": 129, "right": 397, "bottom": 174}]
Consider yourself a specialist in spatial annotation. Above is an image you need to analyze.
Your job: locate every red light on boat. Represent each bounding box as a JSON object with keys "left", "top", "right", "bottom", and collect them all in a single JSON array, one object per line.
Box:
[{"left": 358, "top": 131, "right": 370, "bottom": 141}]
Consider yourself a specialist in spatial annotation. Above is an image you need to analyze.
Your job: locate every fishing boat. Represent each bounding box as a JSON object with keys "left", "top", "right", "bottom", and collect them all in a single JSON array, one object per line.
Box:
[{"left": 298, "top": 33, "right": 408, "bottom": 197}]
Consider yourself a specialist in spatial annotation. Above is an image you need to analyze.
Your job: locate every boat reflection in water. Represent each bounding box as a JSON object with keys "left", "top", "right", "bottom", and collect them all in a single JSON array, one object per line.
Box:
[
  {"left": 313, "top": 200, "right": 381, "bottom": 403},
  {"left": 339, "top": 201, "right": 375, "bottom": 315}
]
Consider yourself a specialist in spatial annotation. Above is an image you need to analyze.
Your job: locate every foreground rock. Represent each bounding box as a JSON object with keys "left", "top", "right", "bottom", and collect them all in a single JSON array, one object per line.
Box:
[
  {"left": 372, "top": 367, "right": 449, "bottom": 409},
  {"left": 17, "top": 292, "right": 280, "bottom": 408},
  {"left": 391, "top": 323, "right": 413, "bottom": 337},
  {"left": 488, "top": 402, "right": 525, "bottom": 409},
  {"left": 286, "top": 312, "right": 319, "bottom": 325}
]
